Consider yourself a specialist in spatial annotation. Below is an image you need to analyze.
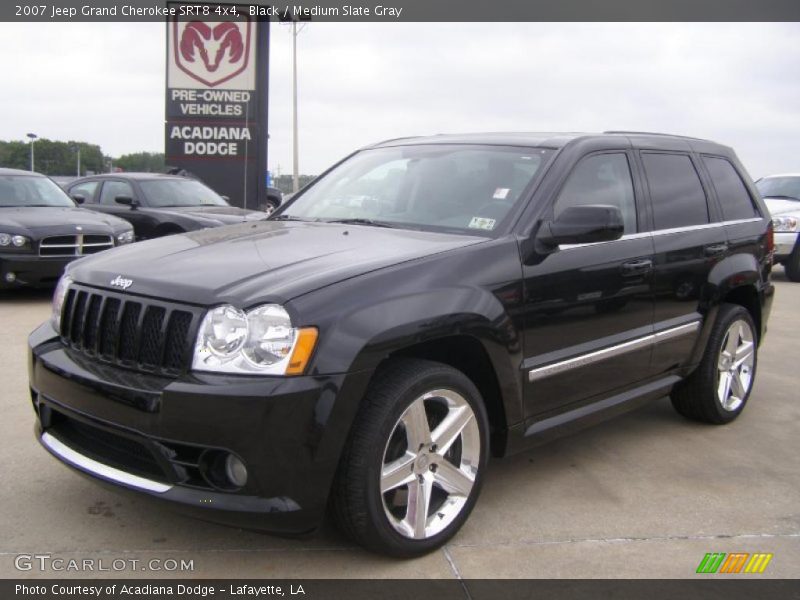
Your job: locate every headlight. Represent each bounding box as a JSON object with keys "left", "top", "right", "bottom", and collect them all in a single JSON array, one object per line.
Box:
[
  {"left": 192, "top": 303, "right": 318, "bottom": 376},
  {"left": 772, "top": 215, "right": 799, "bottom": 232},
  {"left": 0, "top": 233, "right": 31, "bottom": 249},
  {"left": 116, "top": 230, "right": 135, "bottom": 244},
  {"left": 51, "top": 274, "right": 73, "bottom": 333}
]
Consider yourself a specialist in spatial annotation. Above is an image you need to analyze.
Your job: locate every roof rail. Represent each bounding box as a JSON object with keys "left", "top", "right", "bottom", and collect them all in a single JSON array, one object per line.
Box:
[{"left": 603, "top": 130, "right": 710, "bottom": 142}]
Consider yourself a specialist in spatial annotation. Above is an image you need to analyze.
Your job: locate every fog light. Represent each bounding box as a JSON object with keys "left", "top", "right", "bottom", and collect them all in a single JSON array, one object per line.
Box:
[
  {"left": 199, "top": 450, "right": 248, "bottom": 491},
  {"left": 224, "top": 454, "right": 248, "bottom": 488},
  {"left": 5, "top": 272, "right": 16, "bottom": 283}
]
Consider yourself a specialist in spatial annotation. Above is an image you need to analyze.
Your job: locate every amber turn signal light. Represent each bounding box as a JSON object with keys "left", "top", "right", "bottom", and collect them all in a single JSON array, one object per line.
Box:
[{"left": 286, "top": 327, "right": 318, "bottom": 375}]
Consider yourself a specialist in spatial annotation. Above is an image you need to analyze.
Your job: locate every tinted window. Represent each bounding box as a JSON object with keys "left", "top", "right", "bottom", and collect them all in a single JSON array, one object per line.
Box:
[
  {"left": 643, "top": 153, "right": 709, "bottom": 229},
  {"left": 703, "top": 157, "right": 756, "bottom": 220},
  {"left": 69, "top": 181, "right": 98, "bottom": 202},
  {"left": 99, "top": 180, "right": 134, "bottom": 206},
  {"left": 555, "top": 153, "right": 637, "bottom": 233}
]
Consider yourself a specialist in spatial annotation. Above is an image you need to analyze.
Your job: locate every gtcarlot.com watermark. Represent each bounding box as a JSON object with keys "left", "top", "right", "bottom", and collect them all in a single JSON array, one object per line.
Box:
[{"left": 14, "top": 553, "right": 194, "bottom": 573}]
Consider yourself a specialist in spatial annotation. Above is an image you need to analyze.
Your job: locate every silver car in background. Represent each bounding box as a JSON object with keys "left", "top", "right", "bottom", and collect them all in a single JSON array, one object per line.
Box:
[{"left": 756, "top": 174, "right": 800, "bottom": 281}]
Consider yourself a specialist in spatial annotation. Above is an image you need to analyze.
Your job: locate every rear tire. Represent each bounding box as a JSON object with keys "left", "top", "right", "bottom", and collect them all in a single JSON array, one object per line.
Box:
[
  {"left": 671, "top": 304, "right": 757, "bottom": 424},
  {"left": 331, "top": 358, "right": 489, "bottom": 557}
]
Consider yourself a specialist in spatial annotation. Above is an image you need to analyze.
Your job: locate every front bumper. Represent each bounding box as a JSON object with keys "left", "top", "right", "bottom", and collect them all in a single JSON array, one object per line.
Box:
[
  {"left": 28, "top": 322, "right": 372, "bottom": 535},
  {"left": 0, "top": 253, "right": 73, "bottom": 289},
  {"left": 774, "top": 231, "right": 798, "bottom": 260}
]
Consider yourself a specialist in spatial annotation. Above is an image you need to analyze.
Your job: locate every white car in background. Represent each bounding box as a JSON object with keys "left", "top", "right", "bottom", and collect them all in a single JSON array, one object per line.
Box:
[{"left": 755, "top": 174, "right": 800, "bottom": 281}]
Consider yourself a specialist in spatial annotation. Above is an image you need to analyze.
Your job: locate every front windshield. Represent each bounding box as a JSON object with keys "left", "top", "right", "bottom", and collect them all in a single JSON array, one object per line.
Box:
[
  {"left": 0, "top": 175, "right": 76, "bottom": 208},
  {"left": 139, "top": 179, "right": 229, "bottom": 208},
  {"left": 281, "top": 144, "right": 554, "bottom": 234},
  {"left": 756, "top": 177, "right": 800, "bottom": 200}
]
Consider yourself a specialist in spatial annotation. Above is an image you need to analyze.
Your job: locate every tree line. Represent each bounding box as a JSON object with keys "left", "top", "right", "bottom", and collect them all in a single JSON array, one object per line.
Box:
[
  {"left": 0, "top": 138, "right": 317, "bottom": 193},
  {"left": 0, "top": 139, "right": 166, "bottom": 176}
]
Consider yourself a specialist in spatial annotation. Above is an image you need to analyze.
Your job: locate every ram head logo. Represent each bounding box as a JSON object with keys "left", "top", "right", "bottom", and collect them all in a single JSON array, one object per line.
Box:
[{"left": 173, "top": 19, "right": 251, "bottom": 87}]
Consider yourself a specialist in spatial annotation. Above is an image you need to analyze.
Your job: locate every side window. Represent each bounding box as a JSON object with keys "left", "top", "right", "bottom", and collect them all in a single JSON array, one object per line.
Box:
[
  {"left": 642, "top": 153, "right": 709, "bottom": 230},
  {"left": 555, "top": 153, "right": 637, "bottom": 234},
  {"left": 68, "top": 181, "right": 98, "bottom": 203},
  {"left": 99, "top": 180, "right": 134, "bottom": 206},
  {"left": 702, "top": 156, "right": 757, "bottom": 220}
]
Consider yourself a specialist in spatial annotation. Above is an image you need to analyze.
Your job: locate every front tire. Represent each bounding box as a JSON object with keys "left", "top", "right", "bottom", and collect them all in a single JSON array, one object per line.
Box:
[
  {"left": 671, "top": 304, "right": 758, "bottom": 424},
  {"left": 331, "top": 358, "right": 489, "bottom": 557},
  {"left": 784, "top": 243, "right": 800, "bottom": 282}
]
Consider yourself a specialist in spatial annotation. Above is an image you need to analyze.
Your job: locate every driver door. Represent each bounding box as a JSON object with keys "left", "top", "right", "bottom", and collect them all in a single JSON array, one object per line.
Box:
[{"left": 520, "top": 151, "right": 656, "bottom": 418}]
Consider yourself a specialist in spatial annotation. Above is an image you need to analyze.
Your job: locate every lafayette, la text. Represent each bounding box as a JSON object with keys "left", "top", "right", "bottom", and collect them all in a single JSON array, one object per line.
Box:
[{"left": 251, "top": 5, "right": 404, "bottom": 18}]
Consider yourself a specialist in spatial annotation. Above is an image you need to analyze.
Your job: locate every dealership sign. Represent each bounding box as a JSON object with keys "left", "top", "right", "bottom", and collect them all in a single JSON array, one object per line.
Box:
[{"left": 165, "top": 3, "right": 269, "bottom": 210}]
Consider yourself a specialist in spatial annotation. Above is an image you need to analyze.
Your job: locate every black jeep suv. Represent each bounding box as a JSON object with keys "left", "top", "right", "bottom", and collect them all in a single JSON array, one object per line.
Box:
[{"left": 28, "top": 132, "right": 774, "bottom": 557}]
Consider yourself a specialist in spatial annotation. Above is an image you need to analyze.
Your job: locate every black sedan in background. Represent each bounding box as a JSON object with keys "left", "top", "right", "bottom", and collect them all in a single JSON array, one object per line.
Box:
[
  {"left": 0, "top": 168, "right": 134, "bottom": 289},
  {"left": 66, "top": 174, "right": 267, "bottom": 241}
]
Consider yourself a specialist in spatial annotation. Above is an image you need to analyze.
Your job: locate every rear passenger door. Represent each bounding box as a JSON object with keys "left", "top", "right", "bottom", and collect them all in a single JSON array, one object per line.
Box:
[
  {"left": 700, "top": 155, "right": 764, "bottom": 264},
  {"left": 641, "top": 151, "right": 726, "bottom": 375}
]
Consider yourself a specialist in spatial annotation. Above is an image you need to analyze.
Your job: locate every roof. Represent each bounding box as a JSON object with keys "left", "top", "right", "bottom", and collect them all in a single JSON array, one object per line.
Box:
[
  {"left": 76, "top": 172, "right": 182, "bottom": 180},
  {"left": 367, "top": 131, "right": 729, "bottom": 154},
  {"left": 0, "top": 167, "right": 44, "bottom": 177},
  {"left": 759, "top": 173, "right": 800, "bottom": 179},
  {"left": 368, "top": 132, "right": 587, "bottom": 149}
]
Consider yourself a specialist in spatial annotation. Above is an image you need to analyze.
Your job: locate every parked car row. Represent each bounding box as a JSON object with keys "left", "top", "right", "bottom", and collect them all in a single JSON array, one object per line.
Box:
[{"left": 1, "top": 169, "right": 282, "bottom": 289}]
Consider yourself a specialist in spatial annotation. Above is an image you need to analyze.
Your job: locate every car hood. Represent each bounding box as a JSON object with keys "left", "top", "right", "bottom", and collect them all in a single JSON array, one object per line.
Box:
[
  {"left": 68, "top": 220, "right": 486, "bottom": 305},
  {"left": 156, "top": 205, "right": 265, "bottom": 223},
  {"left": 0, "top": 207, "right": 129, "bottom": 235},
  {"left": 763, "top": 198, "right": 800, "bottom": 216}
]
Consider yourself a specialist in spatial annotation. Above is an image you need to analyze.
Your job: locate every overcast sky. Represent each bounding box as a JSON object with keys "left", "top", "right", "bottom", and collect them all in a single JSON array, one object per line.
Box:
[{"left": 0, "top": 22, "right": 798, "bottom": 178}]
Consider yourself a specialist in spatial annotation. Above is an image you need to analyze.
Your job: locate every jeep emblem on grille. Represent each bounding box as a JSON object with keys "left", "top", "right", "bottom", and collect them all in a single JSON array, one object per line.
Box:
[{"left": 110, "top": 275, "right": 133, "bottom": 290}]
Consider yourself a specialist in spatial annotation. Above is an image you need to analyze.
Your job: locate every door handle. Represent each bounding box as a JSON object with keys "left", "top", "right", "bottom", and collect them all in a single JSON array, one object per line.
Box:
[
  {"left": 704, "top": 243, "right": 729, "bottom": 257},
  {"left": 621, "top": 258, "right": 653, "bottom": 275}
]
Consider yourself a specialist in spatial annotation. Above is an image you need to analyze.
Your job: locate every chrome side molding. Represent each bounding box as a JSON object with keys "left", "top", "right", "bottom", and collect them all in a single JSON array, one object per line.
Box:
[
  {"left": 41, "top": 432, "right": 172, "bottom": 494},
  {"left": 528, "top": 321, "right": 700, "bottom": 382}
]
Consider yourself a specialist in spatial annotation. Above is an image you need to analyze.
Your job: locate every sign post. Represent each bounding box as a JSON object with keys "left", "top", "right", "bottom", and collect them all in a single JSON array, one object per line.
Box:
[{"left": 165, "top": 3, "right": 269, "bottom": 210}]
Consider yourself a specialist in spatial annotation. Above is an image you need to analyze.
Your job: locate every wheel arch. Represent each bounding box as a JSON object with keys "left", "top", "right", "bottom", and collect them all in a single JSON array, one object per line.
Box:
[{"left": 386, "top": 334, "right": 512, "bottom": 457}]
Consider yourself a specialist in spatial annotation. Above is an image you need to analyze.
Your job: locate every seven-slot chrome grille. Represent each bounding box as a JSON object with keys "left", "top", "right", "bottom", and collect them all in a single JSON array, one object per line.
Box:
[
  {"left": 59, "top": 284, "right": 200, "bottom": 375},
  {"left": 39, "top": 234, "right": 114, "bottom": 257}
]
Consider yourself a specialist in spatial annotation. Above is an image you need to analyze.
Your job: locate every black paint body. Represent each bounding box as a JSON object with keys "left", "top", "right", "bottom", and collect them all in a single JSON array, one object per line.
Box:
[
  {"left": 66, "top": 173, "right": 266, "bottom": 241},
  {"left": 28, "top": 133, "right": 774, "bottom": 534}
]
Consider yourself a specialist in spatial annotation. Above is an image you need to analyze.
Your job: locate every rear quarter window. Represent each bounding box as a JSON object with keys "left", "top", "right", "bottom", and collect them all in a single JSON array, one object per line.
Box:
[
  {"left": 642, "top": 152, "right": 710, "bottom": 230},
  {"left": 702, "top": 156, "right": 758, "bottom": 220}
]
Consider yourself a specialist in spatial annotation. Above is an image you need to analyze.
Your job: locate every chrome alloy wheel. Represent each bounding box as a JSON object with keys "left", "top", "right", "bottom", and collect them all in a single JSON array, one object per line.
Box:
[
  {"left": 716, "top": 319, "right": 755, "bottom": 412},
  {"left": 380, "top": 389, "right": 480, "bottom": 540}
]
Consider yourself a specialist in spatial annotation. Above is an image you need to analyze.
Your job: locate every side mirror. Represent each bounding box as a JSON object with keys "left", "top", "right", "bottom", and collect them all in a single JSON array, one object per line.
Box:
[
  {"left": 538, "top": 204, "right": 624, "bottom": 247},
  {"left": 220, "top": 195, "right": 230, "bottom": 202},
  {"left": 115, "top": 196, "right": 138, "bottom": 209},
  {"left": 71, "top": 194, "right": 85, "bottom": 204}
]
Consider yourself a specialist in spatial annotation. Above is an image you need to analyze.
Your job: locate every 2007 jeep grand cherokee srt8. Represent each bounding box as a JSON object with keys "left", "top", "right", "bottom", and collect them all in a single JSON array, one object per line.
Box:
[{"left": 29, "top": 132, "right": 774, "bottom": 557}]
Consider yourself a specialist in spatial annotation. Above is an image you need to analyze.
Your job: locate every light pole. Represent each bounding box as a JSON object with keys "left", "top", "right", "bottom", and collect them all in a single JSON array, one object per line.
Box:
[
  {"left": 291, "top": 20, "right": 299, "bottom": 193},
  {"left": 71, "top": 144, "right": 81, "bottom": 177},
  {"left": 26, "top": 133, "right": 37, "bottom": 171}
]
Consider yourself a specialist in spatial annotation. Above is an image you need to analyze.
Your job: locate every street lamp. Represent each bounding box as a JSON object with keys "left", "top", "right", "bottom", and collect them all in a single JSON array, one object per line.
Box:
[
  {"left": 283, "top": 17, "right": 309, "bottom": 194},
  {"left": 70, "top": 144, "right": 81, "bottom": 177},
  {"left": 26, "top": 133, "right": 37, "bottom": 172}
]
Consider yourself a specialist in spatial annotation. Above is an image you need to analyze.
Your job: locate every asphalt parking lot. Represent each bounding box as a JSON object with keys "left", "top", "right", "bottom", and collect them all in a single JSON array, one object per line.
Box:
[{"left": 1, "top": 271, "right": 798, "bottom": 580}]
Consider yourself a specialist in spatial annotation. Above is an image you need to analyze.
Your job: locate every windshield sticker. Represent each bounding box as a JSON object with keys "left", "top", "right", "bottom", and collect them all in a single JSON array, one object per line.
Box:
[
  {"left": 493, "top": 188, "right": 510, "bottom": 200},
  {"left": 468, "top": 217, "right": 496, "bottom": 230}
]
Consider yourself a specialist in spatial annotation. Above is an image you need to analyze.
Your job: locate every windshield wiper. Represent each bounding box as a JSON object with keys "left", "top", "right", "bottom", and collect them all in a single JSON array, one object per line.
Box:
[
  {"left": 270, "top": 214, "right": 306, "bottom": 221},
  {"left": 764, "top": 194, "right": 800, "bottom": 202},
  {"left": 323, "top": 218, "right": 396, "bottom": 228}
]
